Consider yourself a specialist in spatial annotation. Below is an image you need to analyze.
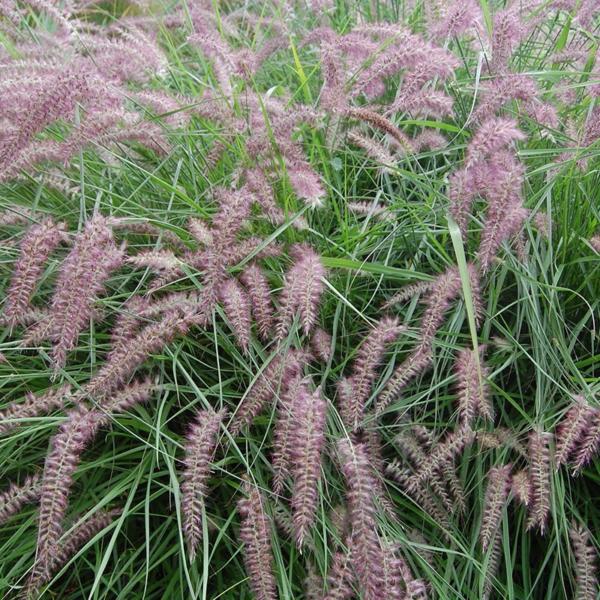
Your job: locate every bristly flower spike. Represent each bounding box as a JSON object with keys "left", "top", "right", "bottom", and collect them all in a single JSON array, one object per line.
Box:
[
  {"left": 2, "top": 218, "right": 66, "bottom": 328},
  {"left": 32, "top": 407, "right": 104, "bottom": 582},
  {"left": 237, "top": 480, "right": 278, "bottom": 600},
  {"left": 219, "top": 278, "right": 252, "bottom": 353},
  {"left": 526, "top": 429, "right": 552, "bottom": 534},
  {"left": 0, "top": 385, "right": 71, "bottom": 435},
  {"left": 276, "top": 245, "right": 326, "bottom": 341},
  {"left": 480, "top": 464, "right": 512, "bottom": 552},
  {"left": 570, "top": 523, "right": 599, "bottom": 600},
  {"left": 290, "top": 385, "right": 327, "bottom": 548},
  {"left": 341, "top": 316, "right": 403, "bottom": 430},
  {"left": 271, "top": 375, "right": 309, "bottom": 495},
  {"left": 181, "top": 407, "right": 227, "bottom": 561},
  {"left": 239, "top": 263, "right": 274, "bottom": 342},
  {"left": 572, "top": 408, "right": 600, "bottom": 474},
  {"left": 555, "top": 396, "right": 594, "bottom": 468},
  {"left": 455, "top": 345, "right": 493, "bottom": 425},
  {"left": 336, "top": 439, "right": 387, "bottom": 600}
]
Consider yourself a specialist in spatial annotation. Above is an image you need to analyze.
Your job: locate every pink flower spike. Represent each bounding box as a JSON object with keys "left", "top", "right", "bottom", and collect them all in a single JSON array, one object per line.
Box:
[
  {"left": 290, "top": 385, "right": 327, "bottom": 548},
  {"left": 2, "top": 218, "right": 66, "bottom": 328},
  {"left": 237, "top": 481, "right": 278, "bottom": 600},
  {"left": 181, "top": 407, "right": 227, "bottom": 561},
  {"left": 219, "top": 278, "right": 252, "bottom": 353},
  {"left": 276, "top": 245, "right": 326, "bottom": 341}
]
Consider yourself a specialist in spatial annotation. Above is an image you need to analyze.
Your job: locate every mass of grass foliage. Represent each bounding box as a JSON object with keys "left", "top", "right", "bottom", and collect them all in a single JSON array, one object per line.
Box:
[{"left": 0, "top": 0, "right": 599, "bottom": 598}]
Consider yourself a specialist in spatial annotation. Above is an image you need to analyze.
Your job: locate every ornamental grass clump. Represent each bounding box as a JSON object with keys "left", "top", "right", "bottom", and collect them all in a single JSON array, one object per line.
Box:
[{"left": 0, "top": 0, "right": 599, "bottom": 598}]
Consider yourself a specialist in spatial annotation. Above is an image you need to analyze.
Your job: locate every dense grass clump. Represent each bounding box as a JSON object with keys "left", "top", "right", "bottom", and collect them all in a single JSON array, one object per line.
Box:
[{"left": 0, "top": 0, "right": 599, "bottom": 598}]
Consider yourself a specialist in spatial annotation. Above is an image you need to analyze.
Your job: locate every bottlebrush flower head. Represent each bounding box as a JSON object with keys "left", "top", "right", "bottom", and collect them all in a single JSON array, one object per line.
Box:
[
  {"left": 0, "top": 384, "right": 71, "bottom": 435},
  {"left": 97, "top": 377, "right": 157, "bottom": 416},
  {"left": 478, "top": 205, "right": 530, "bottom": 273},
  {"left": 420, "top": 265, "right": 469, "bottom": 342},
  {"left": 466, "top": 118, "right": 525, "bottom": 167},
  {"left": 237, "top": 480, "right": 278, "bottom": 600},
  {"left": 239, "top": 263, "right": 274, "bottom": 342},
  {"left": 380, "top": 541, "right": 425, "bottom": 600},
  {"left": 569, "top": 523, "right": 599, "bottom": 600},
  {"left": 430, "top": 0, "right": 483, "bottom": 39},
  {"left": 345, "top": 108, "right": 414, "bottom": 154},
  {"left": 358, "top": 428, "right": 398, "bottom": 518},
  {"left": 287, "top": 161, "right": 326, "bottom": 208},
  {"left": 480, "top": 464, "right": 512, "bottom": 552},
  {"left": 290, "top": 385, "right": 327, "bottom": 548},
  {"left": 0, "top": 473, "right": 42, "bottom": 526},
  {"left": 218, "top": 277, "right": 252, "bottom": 353},
  {"left": 34, "top": 407, "right": 104, "bottom": 579},
  {"left": 455, "top": 345, "right": 493, "bottom": 426},
  {"left": 394, "top": 427, "right": 463, "bottom": 515},
  {"left": 555, "top": 396, "right": 595, "bottom": 468},
  {"left": 347, "top": 130, "right": 397, "bottom": 172},
  {"left": 271, "top": 375, "right": 310, "bottom": 495},
  {"left": 526, "top": 429, "right": 552, "bottom": 534},
  {"left": 40, "top": 214, "right": 124, "bottom": 371},
  {"left": 181, "top": 407, "right": 227, "bottom": 561},
  {"left": 572, "top": 407, "right": 600, "bottom": 474},
  {"left": 310, "top": 327, "right": 333, "bottom": 363},
  {"left": 379, "top": 264, "right": 472, "bottom": 413},
  {"left": 336, "top": 438, "right": 386, "bottom": 600},
  {"left": 276, "top": 245, "right": 326, "bottom": 341},
  {"left": 473, "top": 74, "right": 538, "bottom": 124},
  {"left": 341, "top": 316, "right": 403, "bottom": 430},
  {"left": 382, "top": 281, "right": 433, "bottom": 310},
  {"left": 2, "top": 218, "right": 66, "bottom": 328},
  {"left": 489, "top": 7, "right": 530, "bottom": 74}
]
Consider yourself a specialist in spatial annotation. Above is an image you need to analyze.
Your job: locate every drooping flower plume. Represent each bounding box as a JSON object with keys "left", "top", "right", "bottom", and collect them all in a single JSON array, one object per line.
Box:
[
  {"left": 290, "top": 385, "right": 327, "bottom": 548},
  {"left": 526, "top": 429, "right": 552, "bottom": 534},
  {"left": 2, "top": 218, "right": 66, "bottom": 328},
  {"left": 570, "top": 523, "right": 599, "bottom": 600},
  {"left": 181, "top": 407, "right": 226, "bottom": 560},
  {"left": 237, "top": 480, "right": 278, "bottom": 600},
  {"left": 276, "top": 245, "right": 326, "bottom": 341}
]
